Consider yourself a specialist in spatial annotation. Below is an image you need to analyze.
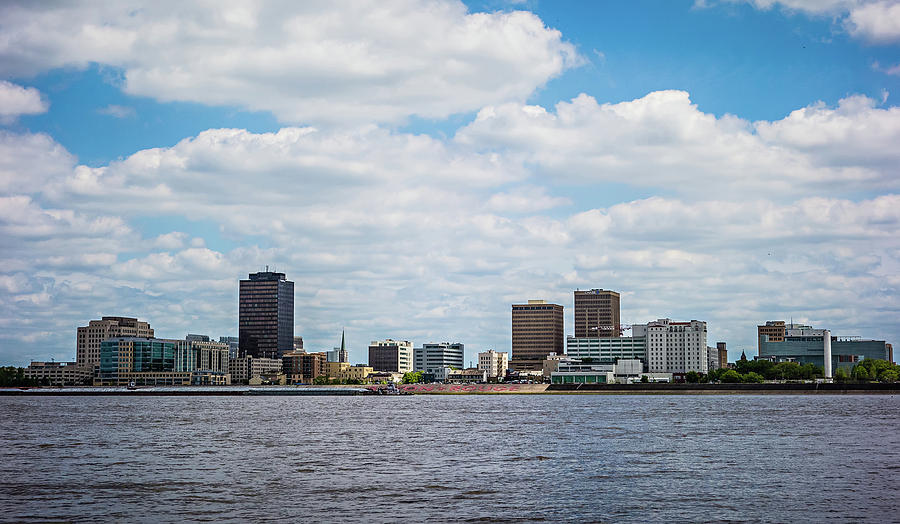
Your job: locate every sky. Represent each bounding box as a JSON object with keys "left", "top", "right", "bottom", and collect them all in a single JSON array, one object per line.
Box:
[{"left": 1, "top": 0, "right": 899, "bottom": 367}]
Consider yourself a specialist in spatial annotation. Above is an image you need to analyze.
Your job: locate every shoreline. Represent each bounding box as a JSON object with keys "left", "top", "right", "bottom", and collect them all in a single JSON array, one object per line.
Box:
[{"left": 1, "top": 383, "right": 898, "bottom": 396}]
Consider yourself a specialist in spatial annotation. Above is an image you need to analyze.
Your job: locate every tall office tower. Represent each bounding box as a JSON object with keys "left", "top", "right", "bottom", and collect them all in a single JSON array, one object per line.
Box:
[
  {"left": 633, "top": 318, "right": 708, "bottom": 374},
  {"left": 511, "top": 300, "right": 564, "bottom": 361},
  {"left": 368, "top": 339, "right": 413, "bottom": 373},
  {"left": 77, "top": 316, "right": 154, "bottom": 370},
  {"left": 239, "top": 270, "right": 294, "bottom": 359},
  {"left": 413, "top": 342, "right": 465, "bottom": 373},
  {"left": 574, "top": 289, "right": 621, "bottom": 337}
]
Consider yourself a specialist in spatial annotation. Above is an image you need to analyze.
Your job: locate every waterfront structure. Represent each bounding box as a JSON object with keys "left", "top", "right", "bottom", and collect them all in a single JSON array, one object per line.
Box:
[
  {"left": 24, "top": 361, "right": 93, "bottom": 386},
  {"left": 574, "top": 289, "right": 621, "bottom": 337},
  {"left": 414, "top": 342, "right": 464, "bottom": 373},
  {"left": 77, "top": 316, "right": 154, "bottom": 371},
  {"left": 283, "top": 351, "right": 327, "bottom": 383},
  {"left": 550, "top": 358, "right": 664, "bottom": 384},
  {"left": 758, "top": 321, "right": 891, "bottom": 372},
  {"left": 368, "top": 339, "right": 413, "bottom": 373},
  {"left": 511, "top": 299, "right": 564, "bottom": 370},
  {"left": 447, "top": 368, "right": 488, "bottom": 383},
  {"left": 478, "top": 349, "right": 508, "bottom": 378},
  {"left": 97, "top": 337, "right": 191, "bottom": 386},
  {"left": 633, "top": 319, "right": 708, "bottom": 374},
  {"left": 566, "top": 336, "right": 648, "bottom": 368},
  {"left": 239, "top": 270, "right": 294, "bottom": 359},
  {"left": 219, "top": 336, "right": 240, "bottom": 358},
  {"left": 228, "top": 356, "right": 284, "bottom": 384}
]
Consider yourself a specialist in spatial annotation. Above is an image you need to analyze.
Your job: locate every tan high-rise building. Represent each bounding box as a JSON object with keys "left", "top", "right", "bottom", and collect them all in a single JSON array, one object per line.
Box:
[
  {"left": 511, "top": 300, "right": 564, "bottom": 362},
  {"left": 574, "top": 289, "right": 621, "bottom": 338},
  {"left": 758, "top": 321, "right": 786, "bottom": 352},
  {"left": 77, "top": 316, "right": 154, "bottom": 370}
]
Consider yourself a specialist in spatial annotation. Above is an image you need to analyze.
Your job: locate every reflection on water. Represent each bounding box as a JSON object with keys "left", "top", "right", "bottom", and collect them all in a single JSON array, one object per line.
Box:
[{"left": 1, "top": 395, "right": 898, "bottom": 522}]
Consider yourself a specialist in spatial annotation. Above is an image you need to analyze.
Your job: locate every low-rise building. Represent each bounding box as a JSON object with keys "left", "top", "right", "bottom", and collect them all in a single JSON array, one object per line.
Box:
[
  {"left": 229, "top": 356, "right": 284, "bottom": 384},
  {"left": 283, "top": 351, "right": 327, "bottom": 383},
  {"left": 758, "top": 321, "right": 891, "bottom": 372},
  {"left": 447, "top": 368, "right": 487, "bottom": 383},
  {"left": 96, "top": 337, "right": 192, "bottom": 386},
  {"left": 566, "top": 336, "right": 648, "bottom": 368},
  {"left": 477, "top": 349, "right": 508, "bottom": 378},
  {"left": 24, "top": 361, "right": 93, "bottom": 386}
]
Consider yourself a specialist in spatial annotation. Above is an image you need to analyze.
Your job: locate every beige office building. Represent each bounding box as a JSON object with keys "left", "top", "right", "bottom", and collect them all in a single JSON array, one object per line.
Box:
[
  {"left": 77, "top": 317, "right": 154, "bottom": 370},
  {"left": 478, "top": 350, "right": 509, "bottom": 378},
  {"left": 574, "top": 289, "right": 621, "bottom": 337}
]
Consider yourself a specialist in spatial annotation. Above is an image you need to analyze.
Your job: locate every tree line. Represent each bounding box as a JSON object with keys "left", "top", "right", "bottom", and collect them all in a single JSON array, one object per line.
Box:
[{"left": 684, "top": 358, "right": 899, "bottom": 383}]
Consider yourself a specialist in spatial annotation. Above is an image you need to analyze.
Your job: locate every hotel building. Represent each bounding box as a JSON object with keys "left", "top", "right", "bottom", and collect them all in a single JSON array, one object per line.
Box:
[{"left": 633, "top": 318, "right": 708, "bottom": 374}]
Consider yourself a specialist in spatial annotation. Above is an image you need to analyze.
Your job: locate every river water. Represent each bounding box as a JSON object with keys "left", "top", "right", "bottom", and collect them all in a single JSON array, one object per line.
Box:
[{"left": 1, "top": 394, "right": 898, "bottom": 522}]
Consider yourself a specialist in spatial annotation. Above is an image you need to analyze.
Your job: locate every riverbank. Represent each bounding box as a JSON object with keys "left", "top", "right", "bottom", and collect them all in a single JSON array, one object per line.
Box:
[{"left": 1, "top": 382, "right": 898, "bottom": 395}]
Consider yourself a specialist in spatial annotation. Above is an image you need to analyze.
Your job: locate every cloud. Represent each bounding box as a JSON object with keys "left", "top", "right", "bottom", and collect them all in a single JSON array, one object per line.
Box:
[
  {"left": 0, "top": 1, "right": 581, "bottom": 125},
  {"left": 1, "top": 89, "right": 899, "bottom": 366},
  {"left": 456, "top": 91, "right": 900, "bottom": 197},
  {"left": 0, "top": 81, "right": 48, "bottom": 123},
  {"left": 704, "top": 1, "right": 900, "bottom": 43},
  {"left": 97, "top": 104, "right": 136, "bottom": 119}
]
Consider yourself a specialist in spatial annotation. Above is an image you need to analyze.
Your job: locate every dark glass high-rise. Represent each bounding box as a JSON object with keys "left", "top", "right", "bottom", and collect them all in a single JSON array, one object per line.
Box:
[{"left": 239, "top": 271, "right": 294, "bottom": 359}]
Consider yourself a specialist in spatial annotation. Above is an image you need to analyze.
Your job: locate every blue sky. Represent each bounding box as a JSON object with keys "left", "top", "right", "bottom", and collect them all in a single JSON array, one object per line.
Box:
[{"left": 1, "top": 0, "right": 899, "bottom": 367}]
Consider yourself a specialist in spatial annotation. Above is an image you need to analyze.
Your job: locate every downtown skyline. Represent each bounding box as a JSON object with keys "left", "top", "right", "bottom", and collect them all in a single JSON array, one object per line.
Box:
[{"left": 1, "top": 1, "right": 900, "bottom": 367}]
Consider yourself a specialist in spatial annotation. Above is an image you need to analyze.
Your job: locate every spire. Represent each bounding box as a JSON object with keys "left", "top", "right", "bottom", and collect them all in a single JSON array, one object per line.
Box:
[{"left": 341, "top": 329, "right": 345, "bottom": 351}]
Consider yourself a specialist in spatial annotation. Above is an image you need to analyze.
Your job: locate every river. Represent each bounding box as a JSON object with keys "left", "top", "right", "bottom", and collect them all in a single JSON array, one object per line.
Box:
[{"left": 1, "top": 394, "right": 897, "bottom": 522}]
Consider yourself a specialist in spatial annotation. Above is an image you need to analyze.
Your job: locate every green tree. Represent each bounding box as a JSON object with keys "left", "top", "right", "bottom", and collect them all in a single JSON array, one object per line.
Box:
[
  {"left": 879, "top": 369, "right": 899, "bottom": 383},
  {"left": 685, "top": 371, "right": 700, "bottom": 383},
  {"left": 720, "top": 369, "right": 742, "bottom": 383},
  {"left": 402, "top": 371, "right": 423, "bottom": 384},
  {"left": 852, "top": 365, "right": 870, "bottom": 382},
  {"left": 833, "top": 367, "right": 848, "bottom": 383},
  {"left": 312, "top": 375, "right": 330, "bottom": 385},
  {"left": 640, "top": 375, "right": 649, "bottom": 383},
  {"left": 743, "top": 371, "right": 764, "bottom": 383}
]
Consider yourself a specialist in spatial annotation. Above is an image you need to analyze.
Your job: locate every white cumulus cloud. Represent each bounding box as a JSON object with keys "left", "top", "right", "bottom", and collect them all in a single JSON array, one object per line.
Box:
[
  {"left": 0, "top": 1, "right": 581, "bottom": 125},
  {"left": 0, "top": 81, "right": 48, "bottom": 123}
]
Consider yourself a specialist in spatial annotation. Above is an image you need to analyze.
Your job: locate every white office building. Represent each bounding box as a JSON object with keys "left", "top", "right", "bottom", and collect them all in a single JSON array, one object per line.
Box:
[
  {"left": 413, "top": 342, "right": 464, "bottom": 373},
  {"left": 633, "top": 318, "right": 708, "bottom": 374}
]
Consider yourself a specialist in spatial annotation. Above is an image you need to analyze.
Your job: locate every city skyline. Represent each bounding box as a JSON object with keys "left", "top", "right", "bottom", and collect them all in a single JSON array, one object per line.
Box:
[{"left": 2, "top": 1, "right": 900, "bottom": 368}]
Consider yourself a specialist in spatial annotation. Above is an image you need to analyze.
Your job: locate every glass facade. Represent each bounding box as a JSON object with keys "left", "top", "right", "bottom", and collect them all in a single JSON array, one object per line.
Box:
[{"left": 759, "top": 335, "right": 890, "bottom": 370}]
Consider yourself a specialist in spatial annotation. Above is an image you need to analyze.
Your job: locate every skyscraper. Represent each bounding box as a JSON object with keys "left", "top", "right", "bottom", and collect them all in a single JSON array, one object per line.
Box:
[
  {"left": 511, "top": 299, "right": 564, "bottom": 364},
  {"left": 574, "top": 289, "right": 621, "bottom": 337},
  {"left": 239, "top": 270, "right": 294, "bottom": 359}
]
